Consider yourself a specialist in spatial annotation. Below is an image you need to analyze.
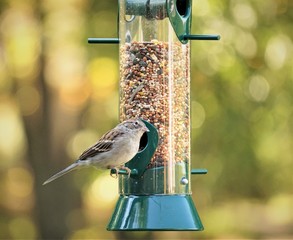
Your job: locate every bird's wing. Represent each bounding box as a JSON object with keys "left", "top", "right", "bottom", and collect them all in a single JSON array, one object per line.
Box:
[{"left": 78, "top": 128, "right": 125, "bottom": 160}]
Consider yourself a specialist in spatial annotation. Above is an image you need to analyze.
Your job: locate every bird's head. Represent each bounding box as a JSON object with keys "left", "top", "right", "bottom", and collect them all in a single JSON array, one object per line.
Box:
[{"left": 121, "top": 118, "right": 149, "bottom": 134}]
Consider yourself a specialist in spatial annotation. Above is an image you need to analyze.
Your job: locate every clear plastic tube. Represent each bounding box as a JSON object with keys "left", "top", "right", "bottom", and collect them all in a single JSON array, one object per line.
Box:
[{"left": 119, "top": 0, "right": 190, "bottom": 194}]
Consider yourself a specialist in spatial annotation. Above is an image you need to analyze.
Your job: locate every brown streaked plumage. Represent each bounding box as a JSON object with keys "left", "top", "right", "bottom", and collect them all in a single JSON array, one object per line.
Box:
[{"left": 43, "top": 118, "right": 149, "bottom": 185}]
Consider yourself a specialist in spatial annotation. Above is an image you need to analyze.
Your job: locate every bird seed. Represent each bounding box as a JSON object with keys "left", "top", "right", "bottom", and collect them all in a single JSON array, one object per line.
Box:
[{"left": 120, "top": 40, "right": 190, "bottom": 168}]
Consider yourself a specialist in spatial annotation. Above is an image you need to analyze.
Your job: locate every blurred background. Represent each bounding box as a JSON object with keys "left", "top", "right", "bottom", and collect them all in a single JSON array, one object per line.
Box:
[{"left": 0, "top": 0, "right": 292, "bottom": 239}]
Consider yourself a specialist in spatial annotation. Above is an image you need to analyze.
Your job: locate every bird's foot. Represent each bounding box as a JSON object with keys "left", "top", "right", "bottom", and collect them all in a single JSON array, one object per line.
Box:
[
  {"left": 120, "top": 166, "right": 131, "bottom": 178},
  {"left": 110, "top": 167, "right": 119, "bottom": 178}
]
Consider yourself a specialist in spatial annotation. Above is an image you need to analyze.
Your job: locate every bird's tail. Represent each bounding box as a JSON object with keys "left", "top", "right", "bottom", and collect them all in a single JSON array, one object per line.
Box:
[{"left": 43, "top": 162, "right": 80, "bottom": 185}]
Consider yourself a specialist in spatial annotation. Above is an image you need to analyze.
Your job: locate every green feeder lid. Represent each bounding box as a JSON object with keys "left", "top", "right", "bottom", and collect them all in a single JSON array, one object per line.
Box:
[{"left": 124, "top": 0, "right": 193, "bottom": 43}]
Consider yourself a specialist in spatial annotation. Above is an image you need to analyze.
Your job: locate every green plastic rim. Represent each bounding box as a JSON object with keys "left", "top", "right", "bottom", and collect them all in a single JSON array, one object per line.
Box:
[
  {"left": 107, "top": 194, "right": 203, "bottom": 231},
  {"left": 167, "top": 0, "right": 192, "bottom": 44}
]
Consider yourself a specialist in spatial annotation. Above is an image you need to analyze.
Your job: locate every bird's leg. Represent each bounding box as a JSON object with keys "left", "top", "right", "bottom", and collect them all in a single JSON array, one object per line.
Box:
[
  {"left": 120, "top": 166, "right": 131, "bottom": 178},
  {"left": 110, "top": 167, "right": 119, "bottom": 178}
]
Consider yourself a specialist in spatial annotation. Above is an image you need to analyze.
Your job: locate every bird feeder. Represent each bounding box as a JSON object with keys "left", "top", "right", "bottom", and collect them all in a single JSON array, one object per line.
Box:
[{"left": 88, "top": 0, "right": 219, "bottom": 231}]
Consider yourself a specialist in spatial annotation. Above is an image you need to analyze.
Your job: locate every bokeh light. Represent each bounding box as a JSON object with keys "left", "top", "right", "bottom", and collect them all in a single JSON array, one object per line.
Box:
[
  {"left": 2, "top": 167, "right": 34, "bottom": 212},
  {"left": 87, "top": 57, "right": 118, "bottom": 99},
  {"left": 265, "top": 34, "right": 292, "bottom": 70},
  {"left": 0, "top": 101, "right": 26, "bottom": 166},
  {"left": 6, "top": 167, "right": 33, "bottom": 198},
  {"left": 231, "top": 1, "right": 258, "bottom": 29},
  {"left": 192, "top": 101, "right": 206, "bottom": 129},
  {"left": 0, "top": 0, "right": 292, "bottom": 239},
  {"left": 248, "top": 75, "right": 270, "bottom": 102},
  {"left": 8, "top": 216, "right": 37, "bottom": 240},
  {"left": 234, "top": 30, "right": 257, "bottom": 59},
  {"left": 84, "top": 173, "right": 118, "bottom": 210},
  {"left": 0, "top": 7, "right": 40, "bottom": 82}
]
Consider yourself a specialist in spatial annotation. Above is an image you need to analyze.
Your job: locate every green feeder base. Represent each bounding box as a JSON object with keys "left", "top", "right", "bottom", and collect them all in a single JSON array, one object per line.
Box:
[{"left": 107, "top": 194, "right": 203, "bottom": 231}]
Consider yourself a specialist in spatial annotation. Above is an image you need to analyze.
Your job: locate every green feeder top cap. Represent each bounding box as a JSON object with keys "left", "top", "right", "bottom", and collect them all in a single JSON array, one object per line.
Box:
[
  {"left": 125, "top": 0, "right": 167, "bottom": 19},
  {"left": 125, "top": 0, "right": 192, "bottom": 44}
]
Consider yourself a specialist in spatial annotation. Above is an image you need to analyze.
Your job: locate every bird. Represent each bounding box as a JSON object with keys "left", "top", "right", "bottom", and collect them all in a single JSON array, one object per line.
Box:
[{"left": 43, "top": 118, "right": 149, "bottom": 185}]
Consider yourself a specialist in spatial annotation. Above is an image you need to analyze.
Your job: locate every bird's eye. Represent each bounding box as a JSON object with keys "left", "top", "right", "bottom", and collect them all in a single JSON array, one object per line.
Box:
[{"left": 134, "top": 120, "right": 139, "bottom": 126}]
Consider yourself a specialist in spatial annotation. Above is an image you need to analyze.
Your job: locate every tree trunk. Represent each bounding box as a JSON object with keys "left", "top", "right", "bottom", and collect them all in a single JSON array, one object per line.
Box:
[{"left": 22, "top": 40, "right": 81, "bottom": 239}]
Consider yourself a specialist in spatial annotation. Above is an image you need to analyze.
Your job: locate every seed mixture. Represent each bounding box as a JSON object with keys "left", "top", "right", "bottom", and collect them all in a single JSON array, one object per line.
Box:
[{"left": 120, "top": 40, "right": 190, "bottom": 168}]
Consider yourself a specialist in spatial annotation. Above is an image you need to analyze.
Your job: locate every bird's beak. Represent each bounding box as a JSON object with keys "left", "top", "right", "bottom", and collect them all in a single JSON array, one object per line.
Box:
[{"left": 144, "top": 126, "right": 150, "bottom": 132}]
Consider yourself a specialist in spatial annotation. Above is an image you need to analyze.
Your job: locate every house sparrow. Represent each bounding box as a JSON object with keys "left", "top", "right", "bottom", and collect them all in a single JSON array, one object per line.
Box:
[{"left": 43, "top": 118, "right": 149, "bottom": 185}]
